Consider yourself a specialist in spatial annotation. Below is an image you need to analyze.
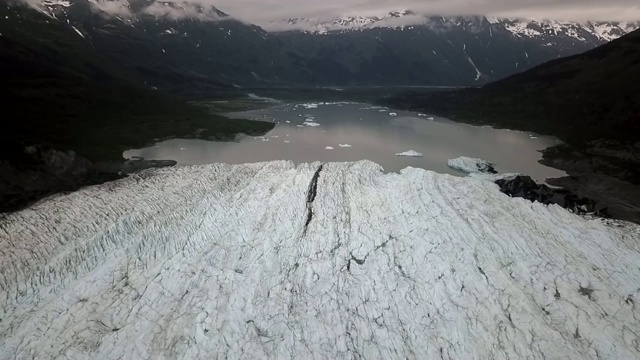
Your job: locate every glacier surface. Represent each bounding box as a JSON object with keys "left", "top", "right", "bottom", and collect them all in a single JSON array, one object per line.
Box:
[{"left": 1, "top": 161, "right": 640, "bottom": 359}]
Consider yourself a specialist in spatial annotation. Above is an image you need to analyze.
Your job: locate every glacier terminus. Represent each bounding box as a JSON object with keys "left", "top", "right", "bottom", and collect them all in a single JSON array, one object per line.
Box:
[{"left": 1, "top": 161, "right": 639, "bottom": 359}]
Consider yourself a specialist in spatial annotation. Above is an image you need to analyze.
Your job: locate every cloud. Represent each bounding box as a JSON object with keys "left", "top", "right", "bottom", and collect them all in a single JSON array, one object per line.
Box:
[
  {"left": 209, "top": 0, "right": 640, "bottom": 25},
  {"left": 18, "top": 0, "right": 640, "bottom": 25}
]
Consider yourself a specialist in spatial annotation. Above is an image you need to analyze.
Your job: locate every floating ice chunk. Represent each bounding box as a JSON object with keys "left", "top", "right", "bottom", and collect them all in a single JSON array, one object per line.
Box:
[
  {"left": 325, "top": 146, "right": 334, "bottom": 150},
  {"left": 448, "top": 156, "right": 497, "bottom": 174},
  {"left": 271, "top": 136, "right": 279, "bottom": 138},
  {"left": 301, "top": 103, "right": 319, "bottom": 109},
  {"left": 285, "top": 120, "right": 291, "bottom": 123},
  {"left": 427, "top": 117, "right": 435, "bottom": 121},
  {"left": 302, "top": 121, "right": 321, "bottom": 127},
  {"left": 262, "top": 138, "right": 270, "bottom": 142},
  {"left": 389, "top": 113, "right": 398, "bottom": 117},
  {"left": 378, "top": 109, "right": 388, "bottom": 112},
  {"left": 396, "top": 150, "right": 423, "bottom": 157},
  {"left": 418, "top": 113, "right": 427, "bottom": 117},
  {"left": 339, "top": 144, "right": 352, "bottom": 148}
]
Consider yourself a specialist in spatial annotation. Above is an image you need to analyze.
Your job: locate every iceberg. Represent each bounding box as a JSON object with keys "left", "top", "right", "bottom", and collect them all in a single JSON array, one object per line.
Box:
[
  {"left": 448, "top": 156, "right": 497, "bottom": 174},
  {"left": 395, "top": 150, "right": 423, "bottom": 157},
  {"left": 1, "top": 161, "right": 639, "bottom": 359},
  {"left": 300, "top": 103, "right": 320, "bottom": 109}
]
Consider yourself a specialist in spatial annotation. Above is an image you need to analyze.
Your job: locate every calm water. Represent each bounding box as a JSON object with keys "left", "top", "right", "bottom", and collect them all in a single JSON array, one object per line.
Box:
[{"left": 124, "top": 102, "right": 566, "bottom": 182}]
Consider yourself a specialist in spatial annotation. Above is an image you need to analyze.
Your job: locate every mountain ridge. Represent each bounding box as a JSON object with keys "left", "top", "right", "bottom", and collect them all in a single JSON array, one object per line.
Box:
[
  {"left": 271, "top": 11, "right": 639, "bottom": 41},
  {"left": 8, "top": 0, "right": 639, "bottom": 89}
]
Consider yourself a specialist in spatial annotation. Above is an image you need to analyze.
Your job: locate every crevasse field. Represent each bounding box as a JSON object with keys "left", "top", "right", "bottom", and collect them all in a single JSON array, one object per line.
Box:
[{"left": 1, "top": 160, "right": 639, "bottom": 359}]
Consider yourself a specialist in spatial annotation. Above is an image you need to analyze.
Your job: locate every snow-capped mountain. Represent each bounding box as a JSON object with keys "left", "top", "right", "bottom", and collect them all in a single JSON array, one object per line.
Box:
[
  {"left": 4, "top": 1, "right": 639, "bottom": 90},
  {"left": 274, "top": 12, "right": 639, "bottom": 43},
  {"left": 33, "top": 0, "right": 228, "bottom": 21},
  {"left": 282, "top": 10, "right": 420, "bottom": 33}
]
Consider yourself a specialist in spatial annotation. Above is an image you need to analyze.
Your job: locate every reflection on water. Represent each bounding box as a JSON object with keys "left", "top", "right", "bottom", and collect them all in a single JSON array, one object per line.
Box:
[{"left": 124, "top": 102, "right": 566, "bottom": 182}]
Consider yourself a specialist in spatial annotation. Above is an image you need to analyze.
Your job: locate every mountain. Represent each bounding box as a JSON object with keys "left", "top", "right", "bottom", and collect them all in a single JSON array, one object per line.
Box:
[
  {"left": 270, "top": 14, "right": 639, "bottom": 86},
  {"left": 0, "top": 1, "right": 277, "bottom": 211},
  {"left": 276, "top": 11, "right": 638, "bottom": 41},
  {"left": 8, "top": 1, "right": 638, "bottom": 90},
  {"left": 20, "top": 0, "right": 288, "bottom": 95},
  {"left": 0, "top": 1, "right": 274, "bottom": 158},
  {"left": 386, "top": 28, "right": 640, "bottom": 144}
]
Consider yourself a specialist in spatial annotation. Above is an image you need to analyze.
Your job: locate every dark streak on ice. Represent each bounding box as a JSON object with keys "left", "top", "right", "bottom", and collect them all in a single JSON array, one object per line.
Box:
[{"left": 304, "top": 164, "right": 324, "bottom": 233}]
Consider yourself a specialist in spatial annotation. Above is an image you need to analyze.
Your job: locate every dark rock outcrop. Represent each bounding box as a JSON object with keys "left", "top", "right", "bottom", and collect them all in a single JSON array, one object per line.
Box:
[
  {"left": 495, "top": 175, "right": 608, "bottom": 217},
  {"left": 0, "top": 143, "right": 175, "bottom": 213}
]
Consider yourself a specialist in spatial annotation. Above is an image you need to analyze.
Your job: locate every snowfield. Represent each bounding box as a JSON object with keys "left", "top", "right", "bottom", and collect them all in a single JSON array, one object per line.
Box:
[{"left": 1, "top": 161, "right": 640, "bottom": 359}]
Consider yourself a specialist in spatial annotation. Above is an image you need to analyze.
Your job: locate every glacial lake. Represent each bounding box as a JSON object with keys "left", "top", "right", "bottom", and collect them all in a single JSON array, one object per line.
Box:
[{"left": 125, "top": 102, "right": 566, "bottom": 183}]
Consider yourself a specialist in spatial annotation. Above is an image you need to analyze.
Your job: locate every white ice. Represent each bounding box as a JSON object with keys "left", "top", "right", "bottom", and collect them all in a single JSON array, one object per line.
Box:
[
  {"left": 339, "top": 144, "right": 352, "bottom": 148},
  {"left": 395, "top": 150, "right": 423, "bottom": 157},
  {"left": 448, "top": 156, "right": 496, "bottom": 174},
  {"left": 388, "top": 112, "right": 398, "bottom": 116},
  {"left": 325, "top": 146, "right": 334, "bottom": 150},
  {"left": 303, "top": 121, "right": 321, "bottom": 127},
  {"left": 1, "top": 161, "right": 640, "bottom": 359}
]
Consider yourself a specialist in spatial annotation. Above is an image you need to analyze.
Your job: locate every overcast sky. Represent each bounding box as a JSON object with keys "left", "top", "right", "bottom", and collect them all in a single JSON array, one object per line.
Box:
[{"left": 210, "top": 0, "right": 640, "bottom": 25}]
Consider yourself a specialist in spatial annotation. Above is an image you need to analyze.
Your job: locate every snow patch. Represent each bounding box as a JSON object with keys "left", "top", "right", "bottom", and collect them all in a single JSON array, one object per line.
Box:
[{"left": 71, "top": 25, "right": 84, "bottom": 38}]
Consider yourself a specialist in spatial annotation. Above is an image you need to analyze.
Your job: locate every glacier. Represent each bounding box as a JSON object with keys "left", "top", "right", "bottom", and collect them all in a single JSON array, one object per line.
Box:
[{"left": 1, "top": 160, "right": 640, "bottom": 359}]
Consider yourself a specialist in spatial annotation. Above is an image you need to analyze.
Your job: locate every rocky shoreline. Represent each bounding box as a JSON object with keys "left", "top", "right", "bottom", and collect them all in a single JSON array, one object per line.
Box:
[
  {"left": 3, "top": 142, "right": 638, "bottom": 225},
  {"left": 539, "top": 142, "right": 640, "bottom": 224},
  {"left": 0, "top": 143, "right": 176, "bottom": 213}
]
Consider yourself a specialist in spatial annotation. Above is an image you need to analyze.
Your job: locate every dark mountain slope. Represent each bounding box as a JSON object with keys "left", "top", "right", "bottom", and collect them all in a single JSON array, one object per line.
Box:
[
  {"left": 0, "top": 4, "right": 274, "bottom": 212},
  {"left": 385, "top": 30, "right": 640, "bottom": 222},
  {"left": 0, "top": 4, "right": 273, "bottom": 162},
  {"left": 386, "top": 29, "right": 640, "bottom": 144},
  {"left": 272, "top": 16, "right": 605, "bottom": 87}
]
